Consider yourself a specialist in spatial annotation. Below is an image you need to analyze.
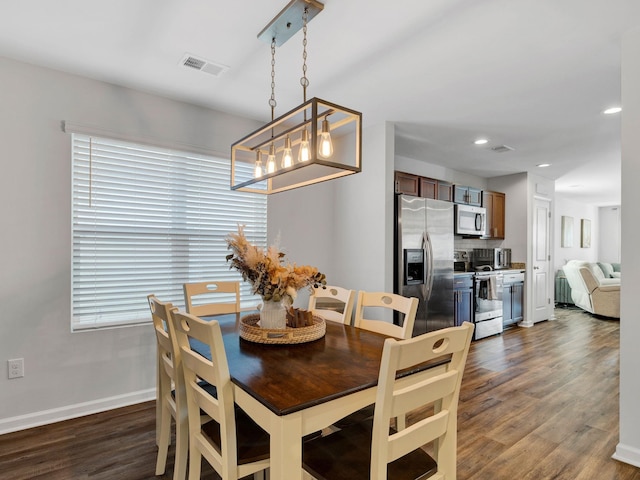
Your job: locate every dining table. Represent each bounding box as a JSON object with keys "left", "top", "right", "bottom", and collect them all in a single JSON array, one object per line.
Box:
[{"left": 195, "top": 312, "right": 448, "bottom": 480}]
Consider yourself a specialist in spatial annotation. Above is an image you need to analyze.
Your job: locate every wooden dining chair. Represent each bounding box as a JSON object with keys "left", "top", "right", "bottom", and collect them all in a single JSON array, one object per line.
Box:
[
  {"left": 170, "top": 309, "right": 270, "bottom": 480},
  {"left": 302, "top": 322, "right": 475, "bottom": 480},
  {"left": 331, "top": 291, "right": 419, "bottom": 431},
  {"left": 308, "top": 285, "right": 356, "bottom": 325},
  {"left": 183, "top": 280, "right": 240, "bottom": 317},
  {"left": 353, "top": 291, "right": 419, "bottom": 340},
  {"left": 148, "top": 295, "right": 192, "bottom": 479}
]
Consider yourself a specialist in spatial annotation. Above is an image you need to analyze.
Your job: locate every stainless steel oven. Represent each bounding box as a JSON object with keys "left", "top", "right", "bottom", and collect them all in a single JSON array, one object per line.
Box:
[{"left": 473, "top": 271, "right": 504, "bottom": 340}]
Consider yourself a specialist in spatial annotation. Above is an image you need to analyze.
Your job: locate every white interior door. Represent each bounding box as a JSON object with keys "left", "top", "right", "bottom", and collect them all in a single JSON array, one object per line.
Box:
[{"left": 532, "top": 198, "right": 551, "bottom": 322}]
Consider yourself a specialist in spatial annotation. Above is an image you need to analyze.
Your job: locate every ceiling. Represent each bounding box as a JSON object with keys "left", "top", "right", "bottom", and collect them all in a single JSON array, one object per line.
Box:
[{"left": 2, "top": 0, "right": 637, "bottom": 206}]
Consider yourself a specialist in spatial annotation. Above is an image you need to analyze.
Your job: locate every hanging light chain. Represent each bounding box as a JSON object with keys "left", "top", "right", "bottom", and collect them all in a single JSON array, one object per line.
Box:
[
  {"left": 269, "top": 37, "right": 277, "bottom": 122},
  {"left": 300, "top": 7, "right": 309, "bottom": 103}
]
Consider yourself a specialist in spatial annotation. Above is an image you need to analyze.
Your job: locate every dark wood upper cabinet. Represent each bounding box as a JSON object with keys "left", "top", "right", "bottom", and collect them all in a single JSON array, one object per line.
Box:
[
  {"left": 437, "top": 181, "right": 453, "bottom": 202},
  {"left": 420, "top": 177, "right": 437, "bottom": 199},
  {"left": 482, "top": 190, "right": 505, "bottom": 239},
  {"left": 395, "top": 172, "right": 486, "bottom": 210},
  {"left": 394, "top": 171, "right": 420, "bottom": 196}
]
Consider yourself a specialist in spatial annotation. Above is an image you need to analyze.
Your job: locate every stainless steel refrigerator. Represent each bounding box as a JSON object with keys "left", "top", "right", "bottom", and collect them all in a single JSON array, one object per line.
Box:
[{"left": 395, "top": 195, "right": 454, "bottom": 336}]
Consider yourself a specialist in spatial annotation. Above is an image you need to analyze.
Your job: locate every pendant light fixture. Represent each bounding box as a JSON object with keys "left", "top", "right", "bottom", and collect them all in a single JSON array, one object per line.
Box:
[
  {"left": 318, "top": 116, "right": 333, "bottom": 158},
  {"left": 231, "top": 0, "right": 362, "bottom": 195}
]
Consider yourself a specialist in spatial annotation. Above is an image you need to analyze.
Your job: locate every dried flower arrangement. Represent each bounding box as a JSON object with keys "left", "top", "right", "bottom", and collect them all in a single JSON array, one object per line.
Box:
[{"left": 225, "top": 225, "right": 326, "bottom": 306}]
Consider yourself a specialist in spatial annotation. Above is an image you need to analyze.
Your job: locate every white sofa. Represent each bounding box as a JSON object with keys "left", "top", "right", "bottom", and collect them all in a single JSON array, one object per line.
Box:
[{"left": 562, "top": 260, "right": 620, "bottom": 318}]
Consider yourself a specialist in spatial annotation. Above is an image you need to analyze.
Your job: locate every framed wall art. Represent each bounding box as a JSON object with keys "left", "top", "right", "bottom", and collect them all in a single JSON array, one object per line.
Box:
[
  {"left": 561, "top": 216, "right": 574, "bottom": 248},
  {"left": 581, "top": 218, "right": 591, "bottom": 248}
]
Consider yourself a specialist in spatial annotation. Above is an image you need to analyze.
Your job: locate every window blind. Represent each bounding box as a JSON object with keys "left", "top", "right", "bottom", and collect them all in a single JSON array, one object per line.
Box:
[{"left": 71, "top": 134, "right": 267, "bottom": 330}]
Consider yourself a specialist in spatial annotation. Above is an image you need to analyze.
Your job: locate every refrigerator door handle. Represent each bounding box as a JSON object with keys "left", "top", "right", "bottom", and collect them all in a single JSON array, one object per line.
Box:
[{"left": 422, "top": 232, "right": 434, "bottom": 301}]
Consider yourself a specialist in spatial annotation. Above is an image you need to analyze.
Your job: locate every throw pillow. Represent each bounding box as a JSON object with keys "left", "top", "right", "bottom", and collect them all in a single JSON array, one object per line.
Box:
[{"left": 598, "top": 262, "right": 614, "bottom": 278}]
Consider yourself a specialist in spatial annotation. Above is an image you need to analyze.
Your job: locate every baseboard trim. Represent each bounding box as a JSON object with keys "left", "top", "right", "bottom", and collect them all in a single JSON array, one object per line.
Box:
[
  {"left": 0, "top": 388, "right": 156, "bottom": 435},
  {"left": 613, "top": 443, "right": 640, "bottom": 468}
]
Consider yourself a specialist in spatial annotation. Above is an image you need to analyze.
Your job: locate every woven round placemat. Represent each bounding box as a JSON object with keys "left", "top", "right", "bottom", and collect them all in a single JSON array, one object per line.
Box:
[{"left": 239, "top": 313, "right": 326, "bottom": 344}]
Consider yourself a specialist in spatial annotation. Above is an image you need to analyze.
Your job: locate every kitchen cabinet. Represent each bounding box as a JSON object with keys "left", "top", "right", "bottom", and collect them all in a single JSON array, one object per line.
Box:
[
  {"left": 421, "top": 177, "right": 453, "bottom": 201},
  {"left": 420, "top": 177, "right": 437, "bottom": 199},
  {"left": 438, "top": 181, "right": 453, "bottom": 201},
  {"left": 395, "top": 171, "right": 420, "bottom": 196},
  {"left": 453, "top": 185, "right": 482, "bottom": 206},
  {"left": 454, "top": 274, "right": 474, "bottom": 327},
  {"left": 503, "top": 272, "right": 524, "bottom": 326},
  {"left": 482, "top": 190, "right": 506, "bottom": 239}
]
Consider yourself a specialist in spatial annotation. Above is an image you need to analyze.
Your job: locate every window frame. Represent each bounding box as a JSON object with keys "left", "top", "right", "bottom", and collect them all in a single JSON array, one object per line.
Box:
[{"left": 70, "top": 133, "right": 266, "bottom": 331}]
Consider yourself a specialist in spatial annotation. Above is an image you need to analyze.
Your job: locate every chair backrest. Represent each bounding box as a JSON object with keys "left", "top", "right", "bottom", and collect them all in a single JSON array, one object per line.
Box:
[
  {"left": 169, "top": 309, "right": 240, "bottom": 477},
  {"left": 353, "top": 291, "right": 419, "bottom": 339},
  {"left": 370, "top": 322, "right": 474, "bottom": 479},
  {"left": 183, "top": 281, "right": 240, "bottom": 317},
  {"left": 148, "top": 294, "right": 177, "bottom": 397},
  {"left": 308, "top": 285, "right": 356, "bottom": 324}
]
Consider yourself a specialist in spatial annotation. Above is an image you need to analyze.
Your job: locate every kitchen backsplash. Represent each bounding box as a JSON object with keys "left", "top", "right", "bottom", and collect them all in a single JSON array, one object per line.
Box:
[{"left": 454, "top": 237, "right": 504, "bottom": 252}]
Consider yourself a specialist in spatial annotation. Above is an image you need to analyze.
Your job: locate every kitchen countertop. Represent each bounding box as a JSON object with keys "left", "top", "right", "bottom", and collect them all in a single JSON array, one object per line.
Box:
[{"left": 454, "top": 269, "right": 525, "bottom": 275}]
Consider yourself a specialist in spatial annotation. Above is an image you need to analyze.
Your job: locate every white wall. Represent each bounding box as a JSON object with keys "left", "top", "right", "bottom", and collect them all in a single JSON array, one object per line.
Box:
[
  {"left": 615, "top": 26, "right": 640, "bottom": 468},
  {"left": 599, "top": 206, "right": 622, "bottom": 263},
  {"left": 488, "top": 173, "right": 528, "bottom": 264},
  {"left": 267, "top": 123, "right": 395, "bottom": 315},
  {"left": 0, "top": 56, "right": 262, "bottom": 433},
  {"left": 266, "top": 178, "right": 336, "bottom": 308},
  {"left": 337, "top": 122, "right": 396, "bottom": 294},
  {"left": 394, "top": 155, "right": 488, "bottom": 191},
  {"left": 553, "top": 196, "right": 599, "bottom": 271}
]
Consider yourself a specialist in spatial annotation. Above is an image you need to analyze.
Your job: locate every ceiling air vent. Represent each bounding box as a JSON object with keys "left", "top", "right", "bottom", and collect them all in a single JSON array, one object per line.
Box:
[
  {"left": 491, "top": 144, "right": 515, "bottom": 153},
  {"left": 180, "top": 54, "right": 229, "bottom": 77}
]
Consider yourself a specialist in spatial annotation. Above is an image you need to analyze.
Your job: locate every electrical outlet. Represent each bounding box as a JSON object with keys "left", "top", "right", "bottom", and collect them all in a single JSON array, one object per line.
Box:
[{"left": 8, "top": 358, "right": 24, "bottom": 379}]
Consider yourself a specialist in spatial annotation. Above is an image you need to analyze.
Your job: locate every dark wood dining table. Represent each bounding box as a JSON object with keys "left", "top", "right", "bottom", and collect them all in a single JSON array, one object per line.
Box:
[{"left": 197, "top": 312, "right": 448, "bottom": 480}]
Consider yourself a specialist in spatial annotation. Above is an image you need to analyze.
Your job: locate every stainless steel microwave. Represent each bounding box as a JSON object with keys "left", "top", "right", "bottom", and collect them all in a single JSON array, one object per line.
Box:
[{"left": 454, "top": 204, "right": 486, "bottom": 236}]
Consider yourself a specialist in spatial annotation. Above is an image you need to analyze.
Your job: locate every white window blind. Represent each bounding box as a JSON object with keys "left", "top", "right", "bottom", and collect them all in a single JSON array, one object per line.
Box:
[{"left": 71, "top": 134, "right": 267, "bottom": 330}]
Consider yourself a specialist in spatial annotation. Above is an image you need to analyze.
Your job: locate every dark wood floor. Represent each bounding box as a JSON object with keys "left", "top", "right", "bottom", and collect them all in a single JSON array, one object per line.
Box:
[{"left": 1, "top": 307, "right": 639, "bottom": 479}]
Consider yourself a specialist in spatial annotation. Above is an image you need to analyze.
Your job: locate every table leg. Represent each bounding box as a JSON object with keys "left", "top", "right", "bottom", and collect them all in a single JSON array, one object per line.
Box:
[{"left": 270, "top": 412, "right": 303, "bottom": 480}]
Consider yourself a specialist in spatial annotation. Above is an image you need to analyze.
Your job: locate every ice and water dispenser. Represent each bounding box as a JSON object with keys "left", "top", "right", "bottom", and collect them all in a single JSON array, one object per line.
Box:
[{"left": 404, "top": 249, "right": 425, "bottom": 285}]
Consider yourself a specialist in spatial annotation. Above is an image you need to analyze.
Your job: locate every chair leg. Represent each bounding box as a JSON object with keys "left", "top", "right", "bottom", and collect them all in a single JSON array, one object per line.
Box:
[
  {"left": 155, "top": 400, "right": 171, "bottom": 475},
  {"left": 187, "top": 444, "right": 202, "bottom": 480},
  {"left": 173, "top": 414, "right": 189, "bottom": 480}
]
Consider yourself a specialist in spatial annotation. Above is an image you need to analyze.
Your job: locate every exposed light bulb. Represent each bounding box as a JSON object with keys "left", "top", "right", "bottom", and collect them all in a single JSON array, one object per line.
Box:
[
  {"left": 254, "top": 151, "right": 263, "bottom": 178},
  {"left": 266, "top": 143, "right": 276, "bottom": 174},
  {"left": 282, "top": 136, "right": 293, "bottom": 168},
  {"left": 298, "top": 129, "right": 311, "bottom": 162},
  {"left": 603, "top": 107, "right": 622, "bottom": 115},
  {"left": 474, "top": 138, "right": 488, "bottom": 145},
  {"left": 318, "top": 117, "right": 333, "bottom": 159}
]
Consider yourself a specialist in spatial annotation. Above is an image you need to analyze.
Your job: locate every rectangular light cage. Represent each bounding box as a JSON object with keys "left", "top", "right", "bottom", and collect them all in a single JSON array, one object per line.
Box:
[{"left": 231, "top": 97, "right": 362, "bottom": 194}]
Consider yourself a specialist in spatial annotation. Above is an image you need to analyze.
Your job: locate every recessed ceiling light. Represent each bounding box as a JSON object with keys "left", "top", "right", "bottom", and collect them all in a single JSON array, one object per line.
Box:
[
  {"left": 537, "top": 163, "right": 551, "bottom": 168},
  {"left": 603, "top": 107, "right": 622, "bottom": 115},
  {"left": 474, "top": 139, "right": 488, "bottom": 145}
]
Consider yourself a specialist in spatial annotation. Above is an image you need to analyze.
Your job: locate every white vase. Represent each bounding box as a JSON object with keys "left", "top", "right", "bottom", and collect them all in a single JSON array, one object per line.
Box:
[{"left": 260, "top": 300, "right": 287, "bottom": 330}]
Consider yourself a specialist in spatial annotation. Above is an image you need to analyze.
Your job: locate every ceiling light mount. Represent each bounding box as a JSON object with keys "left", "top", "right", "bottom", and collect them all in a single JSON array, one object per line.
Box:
[
  {"left": 257, "top": 0, "right": 324, "bottom": 47},
  {"left": 231, "top": 0, "right": 362, "bottom": 194}
]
